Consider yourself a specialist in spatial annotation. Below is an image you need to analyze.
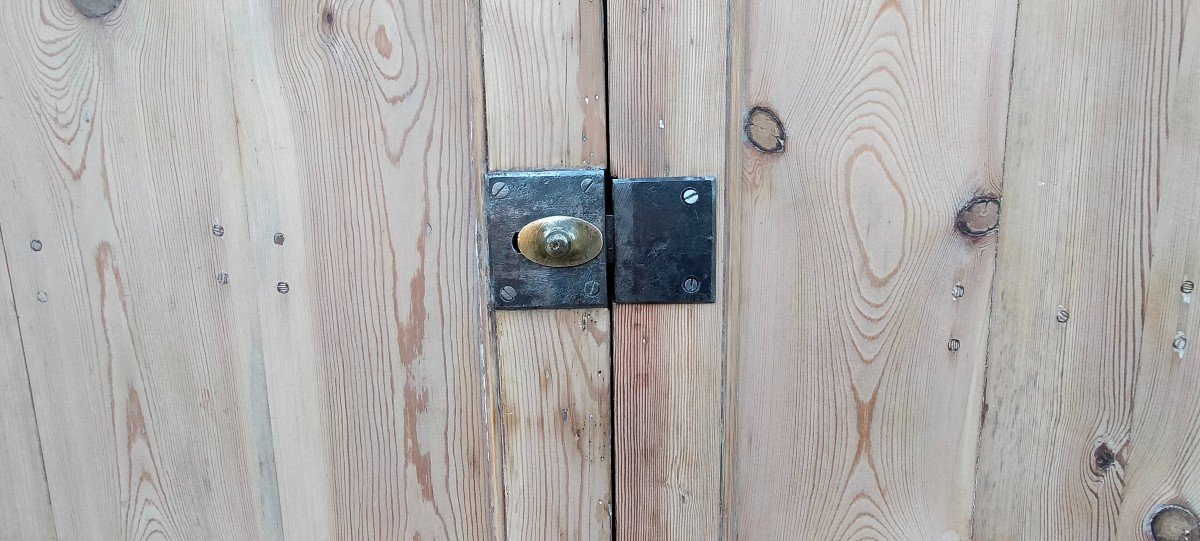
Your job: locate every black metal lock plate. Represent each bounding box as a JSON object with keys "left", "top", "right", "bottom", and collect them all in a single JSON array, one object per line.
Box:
[
  {"left": 612, "top": 177, "right": 715, "bottom": 304},
  {"left": 485, "top": 169, "right": 607, "bottom": 309}
]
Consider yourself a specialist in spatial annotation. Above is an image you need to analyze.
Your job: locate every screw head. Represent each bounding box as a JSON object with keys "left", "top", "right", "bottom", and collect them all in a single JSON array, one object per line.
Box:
[
  {"left": 216, "top": 272, "right": 229, "bottom": 285},
  {"left": 1056, "top": 307, "right": 1070, "bottom": 323},
  {"left": 682, "top": 188, "right": 700, "bottom": 205},
  {"left": 1183, "top": 280, "right": 1196, "bottom": 294},
  {"left": 948, "top": 338, "right": 961, "bottom": 352},
  {"left": 491, "top": 181, "right": 510, "bottom": 198},
  {"left": 29, "top": 239, "right": 42, "bottom": 252},
  {"left": 212, "top": 224, "right": 225, "bottom": 237},
  {"left": 276, "top": 282, "right": 290, "bottom": 294},
  {"left": 273, "top": 232, "right": 285, "bottom": 245},
  {"left": 35, "top": 291, "right": 48, "bottom": 303},
  {"left": 499, "top": 285, "right": 517, "bottom": 302},
  {"left": 952, "top": 284, "right": 965, "bottom": 299},
  {"left": 584, "top": 280, "right": 601, "bottom": 297},
  {"left": 682, "top": 277, "right": 702, "bottom": 294},
  {"left": 1174, "top": 334, "right": 1189, "bottom": 354}
]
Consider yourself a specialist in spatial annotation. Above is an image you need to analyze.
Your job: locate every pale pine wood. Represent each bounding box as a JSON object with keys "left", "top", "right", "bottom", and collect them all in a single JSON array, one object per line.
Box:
[
  {"left": 606, "top": 1, "right": 727, "bottom": 537},
  {"left": 481, "top": 0, "right": 612, "bottom": 536},
  {"left": 725, "top": 1, "right": 1016, "bottom": 537},
  {"left": 975, "top": 2, "right": 1200, "bottom": 537},
  {"left": 1118, "top": 9, "right": 1200, "bottom": 532},
  {"left": 0, "top": 242, "right": 55, "bottom": 538},
  {"left": 221, "top": 1, "right": 499, "bottom": 538},
  {"left": 496, "top": 310, "right": 612, "bottom": 538},
  {"left": 0, "top": 0, "right": 500, "bottom": 537},
  {"left": 481, "top": 0, "right": 607, "bottom": 169},
  {"left": 0, "top": 1, "right": 282, "bottom": 537}
]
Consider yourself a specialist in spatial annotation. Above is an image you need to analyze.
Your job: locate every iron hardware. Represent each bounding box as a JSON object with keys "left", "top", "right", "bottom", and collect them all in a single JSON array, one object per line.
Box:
[{"left": 485, "top": 169, "right": 715, "bottom": 309}]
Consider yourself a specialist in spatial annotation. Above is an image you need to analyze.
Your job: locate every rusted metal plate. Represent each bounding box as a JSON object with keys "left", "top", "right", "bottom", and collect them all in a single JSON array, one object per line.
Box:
[
  {"left": 612, "top": 176, "right": 715, "bottom": 304},
  {"left": 485, "top": 169, "right": 608, "bottom": 309}
]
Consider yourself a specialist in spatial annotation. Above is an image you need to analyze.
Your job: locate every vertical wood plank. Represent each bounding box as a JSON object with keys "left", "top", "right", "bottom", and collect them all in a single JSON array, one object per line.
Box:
[
  {"left": 0, "top": 240, "right": 55, "bottom": 539},
  {"left": 0, "top": 1, "right": 282, "bottom": 537},
  {"left": 1117, "top": 6, "right": 1200, "bottom": 535},
  {"left": 975, "top": 2, "right": 1200, "bottom": 537},
  {"left": 481, "top": 0, "right": 612, "bottom": 537},
  {"left": 726, "top": 1, "right": 1016, "bottom": 537},
  {"left": 606, "top": 1, "right": 728, "bottom": 538},
  {"left": 223, "top": 0, "right": 499, "bottom": 538}
]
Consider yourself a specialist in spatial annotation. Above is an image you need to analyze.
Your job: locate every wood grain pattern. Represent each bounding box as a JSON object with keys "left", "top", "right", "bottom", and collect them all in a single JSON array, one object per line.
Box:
[
  {"left": 0, "top": 1, "right": 282, "bottom": 537},
  {"left": 222, "top": 0, "right": 498, "bottom": 538},
  {"left": 496, "top": 310, "right": 612, "bottom": 539},
  {"left": 726, "top": 1, "right": 1016, "bottom": 538},
  {"left": 0, "top": 0, "right": 500, "bottom": 538},
  {"left": 481, "top": 0, "right": 607, "bottom": 169},
  {"left": 606, "top": 1, "right": 727, "bottom": 537},
  {"left": 975, "top": 2, "right": 1200, "bottom": 538},
  {"left": 0, "top": 238, "right": 55, "bottom": 539},
  {"left": 1118, "top": 6, "right": 1200, "bottom": 534},
  {"left": 481, "top": 0, "right": 612, "bottom": 537}
]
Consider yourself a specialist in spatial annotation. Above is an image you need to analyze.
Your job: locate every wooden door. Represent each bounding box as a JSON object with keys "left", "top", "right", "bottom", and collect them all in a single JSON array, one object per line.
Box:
[
  {"left": 4, "top": 1, "right": 1200, "bottom": 540},
  {"left": 0, "top": 0, "right": 616, "bottom": 538},
  {"left": 608, "top": 0, "right": 1200, "bottom": 540}
]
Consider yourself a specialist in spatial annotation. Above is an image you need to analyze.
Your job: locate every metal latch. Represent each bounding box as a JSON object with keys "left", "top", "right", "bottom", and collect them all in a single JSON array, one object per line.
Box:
[{"left": 485, "top": 169, "right": 715, "bottom": 309}]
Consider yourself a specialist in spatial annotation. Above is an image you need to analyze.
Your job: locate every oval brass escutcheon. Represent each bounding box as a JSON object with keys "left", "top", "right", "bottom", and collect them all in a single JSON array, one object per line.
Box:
[{"left": 516, "top": 216, "right": 604, "bottom": 268}]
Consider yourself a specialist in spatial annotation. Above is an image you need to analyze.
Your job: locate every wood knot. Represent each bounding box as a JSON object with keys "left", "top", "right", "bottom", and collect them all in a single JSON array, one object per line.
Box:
[
  {"left": 1147, "top": 504, "right": 1200, "bottom": 541},
  {"left": 69, "top": 0, "right": 122, "bottom": 18},
  {"left": 955, "top": 197, "right": 1001, "bottom": 237},
  {"left": 1092, "top": 442, "right": 1116, "bottom": 471},
  {"left": 744, "top": 106, "right": 785, "bottom": 154}
]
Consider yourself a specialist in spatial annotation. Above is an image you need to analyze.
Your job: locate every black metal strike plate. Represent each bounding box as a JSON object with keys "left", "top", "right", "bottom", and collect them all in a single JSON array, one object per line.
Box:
[
  {"left": 485, "top": 169, "right": 608, "bottom": 309},
  {"left": 612, "top": 177, "right": 716, "bottom": 304},
  {"left": 485, "top": 170, "right": 715, "bottom": 309}
]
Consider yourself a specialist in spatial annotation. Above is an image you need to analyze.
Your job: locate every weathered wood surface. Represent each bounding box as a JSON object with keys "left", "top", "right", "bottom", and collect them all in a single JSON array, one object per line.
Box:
[
  {"left": 725, "top": 1, "right": 1017, "bottom": 538},
  {"left": 223, "top": 1, "right": 499, "bottom": 538},
  {"left": 0, "top": 2, "right": 284, "bottom": 537},
  {"left": 607, "top": 0, "right": 727, "bottom": 537},
  {"left": 0, "top": 0, "right": 500, "bottom": 538},
  {"left": 0, "top": 241, "right": 55, "bottom": 538},
  {"left": 975, "top": 2, "right": 1200, "bottom": 538},
  {"left": 480, "top": 0, "right": 613, "bottom": 537}
]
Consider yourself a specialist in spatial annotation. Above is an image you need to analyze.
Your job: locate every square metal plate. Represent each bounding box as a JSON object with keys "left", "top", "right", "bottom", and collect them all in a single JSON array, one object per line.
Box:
[
  {"left": 485, "top": 169, "right": 608, "bottom": 309},
  {"left": 612, "top": 176, "right": 716, "bottom": 304}
]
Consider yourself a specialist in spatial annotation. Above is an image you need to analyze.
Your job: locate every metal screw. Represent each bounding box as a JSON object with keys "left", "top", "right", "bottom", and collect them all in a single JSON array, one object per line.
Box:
[
  {"left": 1056, "top": 307, "right": 1070, "bottom": 323},
  {"left": 952, "top": 284, "right": 965, "bottom": 299},
  {"left": 276, "top": 282, "right": 290, "bottom": 294},
  {"left": 212, "top": 224, "right": 225, "bottom": 237},
  {"left": 948, "top": 338, "right": 960, "bottom": 352},
  {"left": 1183, "top": 280, "right": 1196, "bottom": 294},
  {"left": 35, "top": 291, "right": 48, "bottom": 303},
  {"left": 216, "top": 272, "right": 229, "bottom": 285},
  {"left": 273, "top": 233, "right": 285, "bottom": 245},
  {"left": 1175, "top": 333, "right": 1189, "bottom": 354},
  {"left": 581, "top": 177, "right": 596, "bottom": 193},
  {"left": 682, "top": 188, "right": 700, "bottom": 205},
  {"left": 29, "top": 239, "right": 42, "bottom": 252},
  {"left": 584, "top": 280, "right": 600, "bottom": 297},
  {"left": 499, "top": 285, "right": 517, "bottom": 302},
  {"left": 491, "top": 181, "right": 510, "bottom": 198},
  {"left": 682, "top": 277, "right": 701, "bottom": 294}
]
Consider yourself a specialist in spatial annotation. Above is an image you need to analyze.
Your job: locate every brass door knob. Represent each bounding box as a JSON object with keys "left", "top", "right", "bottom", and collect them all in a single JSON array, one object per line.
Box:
[{"left": 516, "top": 216, "right": 604, "bottom": 267}]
